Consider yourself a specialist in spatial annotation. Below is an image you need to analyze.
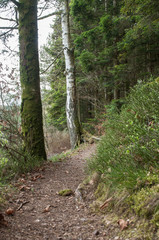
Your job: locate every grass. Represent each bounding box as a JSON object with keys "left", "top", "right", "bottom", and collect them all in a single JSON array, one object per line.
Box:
[
  {"left": 87, "top": 78, "right": 159, "bottom": 238},
  {"left": 89, "top": 78, "right": 159, "bottom": 191}
]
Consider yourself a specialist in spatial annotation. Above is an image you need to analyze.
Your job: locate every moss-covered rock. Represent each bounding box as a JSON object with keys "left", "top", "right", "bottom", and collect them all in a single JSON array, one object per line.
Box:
[{"left": 58, "top": 189, "right": 74, "bottom": 196}]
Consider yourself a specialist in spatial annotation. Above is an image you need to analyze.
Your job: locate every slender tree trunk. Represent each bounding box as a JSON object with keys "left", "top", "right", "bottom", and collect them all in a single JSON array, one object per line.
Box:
[
  {"left": 61, "top": 0, "right": 82, "bottom": 149},
  {"left": 104, "top": 0, "right": 108, "bottom": 12},
  {"left": 113, "top": 0, "right": 116, "bottom": 8},
  {"left": 18, "top": 0, "right": 46, "bottom": 159}
]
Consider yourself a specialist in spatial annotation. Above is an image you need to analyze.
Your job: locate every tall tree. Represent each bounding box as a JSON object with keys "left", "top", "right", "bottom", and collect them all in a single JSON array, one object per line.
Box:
[
  {"left": 61, "top": 0, "right": 82, "bottom": 148},
  {"left": 18, "top": 0, "right": 46, "bottom": 159},
  {"left": 1, "top": 0, "right": 47, "bottom": 159}
]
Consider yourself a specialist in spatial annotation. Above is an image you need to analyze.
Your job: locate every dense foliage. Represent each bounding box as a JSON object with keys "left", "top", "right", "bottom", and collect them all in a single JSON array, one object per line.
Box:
[
  {"left": 89, "top": 78, "right": 159, "bottom": 191},
  {"left": 42, "top": 0, "right": 159, "bottom": 130}
]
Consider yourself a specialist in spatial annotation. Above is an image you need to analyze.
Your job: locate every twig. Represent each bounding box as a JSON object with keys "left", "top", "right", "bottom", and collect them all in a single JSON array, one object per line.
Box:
[
  {"left": 10, "top": 0, "right": 20, "bottom": 7},
  {"left": 92, "top": 136, "right": 101, "bottom": 141},
  {"left": 100, "top": 197, "right": 113, "bottom": 210},
  {"left": 38, "top": 11, "right": 61, "bottom": 20},
  {"left": 17, "top": 201, "right": 30, "bottom": 211},
  {"left": 40, "top": 49, "right": 64, "bottom": 75}
]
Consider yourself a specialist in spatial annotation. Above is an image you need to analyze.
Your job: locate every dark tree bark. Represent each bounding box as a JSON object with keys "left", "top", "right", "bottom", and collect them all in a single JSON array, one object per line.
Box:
[{"left": 18, "top": 0, "right": 46, "bottom": 159}]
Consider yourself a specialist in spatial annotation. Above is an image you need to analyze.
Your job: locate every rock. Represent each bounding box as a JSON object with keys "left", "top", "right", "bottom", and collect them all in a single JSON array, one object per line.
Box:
[
  {"left": 58, "top": 189, "right": 74, "bottom": 196},
  {"left": 93, "top": 230, "right": 100, "bottom": 235},
  {"left": 75, "top": 184, "right": 83, "bottom": 202},
  {"left": 34, "top": 219, "right": 40, "bottom": 223}
]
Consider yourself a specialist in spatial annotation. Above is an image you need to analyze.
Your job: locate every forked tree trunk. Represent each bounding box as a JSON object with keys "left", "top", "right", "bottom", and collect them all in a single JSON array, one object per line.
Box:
[
  {"left": 61, "top": 0, "right": 82, "bottom": 149},
  {"left": 18, "top": 0, "right": 46, "bottom": 159}
]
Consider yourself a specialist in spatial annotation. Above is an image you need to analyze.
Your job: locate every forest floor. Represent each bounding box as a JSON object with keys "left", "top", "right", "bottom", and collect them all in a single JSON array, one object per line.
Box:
[{"left": 0, "top": 144, "right": 129, "bottom": 240}]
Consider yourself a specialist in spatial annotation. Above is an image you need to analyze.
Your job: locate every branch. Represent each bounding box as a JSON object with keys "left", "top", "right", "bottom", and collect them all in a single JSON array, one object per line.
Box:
[
  {"left": 10, "top": 0, "right": 20, "bottom": 7},
  {"left": 17, "top": 201, "right": 30, "bottom": 211},
  {"left": 0, "top": 17, "right": 16, "bottom": 22},
  {"left": 0, "top": 26, "right": 18, "bottom": 29},
  {"left": 0, "top": 29, "right": 14, "bottom": 38},
  {"left": 40, "top": 49, "right": 64, "bottom": 74},
  {"left": 38, "top": 11, "right": 61, "bottom": 20}
]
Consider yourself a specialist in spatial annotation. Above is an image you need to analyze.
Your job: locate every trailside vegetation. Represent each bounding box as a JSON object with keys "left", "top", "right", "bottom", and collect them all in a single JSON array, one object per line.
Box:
[{"left": 88, "top": 78, "right": 159, "bottom": 239}]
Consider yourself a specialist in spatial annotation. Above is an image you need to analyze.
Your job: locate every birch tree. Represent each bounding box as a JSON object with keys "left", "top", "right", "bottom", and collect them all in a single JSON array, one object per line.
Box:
[{"left": 61, "top": 0, "right": 82, "bottom": 149}]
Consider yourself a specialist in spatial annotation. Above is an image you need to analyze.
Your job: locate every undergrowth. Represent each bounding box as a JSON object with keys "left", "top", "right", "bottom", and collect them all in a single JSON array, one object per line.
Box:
[
  {"left": 88, "top": 77, "right": 159, "bottom": 232},
  {"left": 89, "top": 78, "right": 159, "bottom": 191}
]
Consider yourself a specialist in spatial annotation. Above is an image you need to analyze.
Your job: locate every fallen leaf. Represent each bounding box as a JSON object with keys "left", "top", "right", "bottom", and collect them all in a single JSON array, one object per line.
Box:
[
  {"left": 19, "top": 185, "right": 31, "bottom": 191},
  {"left": 117, "top": 219, "right": 129, "bottom": 231},
  {"left": 31, "top": 174, "right": 45, "bottom": 181},
  {"left": 42, "top": 205, "right": 51, "bottom": 213},
  {"left": 18, "top": 178, "right": 25, "bottom": 183},
  {"left": 5, "top": 208, "right": 15, "bottom": 216}
]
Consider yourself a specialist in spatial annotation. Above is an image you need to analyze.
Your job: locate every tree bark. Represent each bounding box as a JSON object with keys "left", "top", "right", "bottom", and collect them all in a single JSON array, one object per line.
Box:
[
  {"left": 18, "top": 0, "right": 46, "bottom": 159},
  {"left": 61, "top": 0, "right": 82, "bottom": 149}
]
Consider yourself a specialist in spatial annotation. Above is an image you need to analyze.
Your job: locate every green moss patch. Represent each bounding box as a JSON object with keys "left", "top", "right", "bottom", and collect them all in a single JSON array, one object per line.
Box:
[{"left": 58, "top": 189, "right": 74, "bottom": 196}]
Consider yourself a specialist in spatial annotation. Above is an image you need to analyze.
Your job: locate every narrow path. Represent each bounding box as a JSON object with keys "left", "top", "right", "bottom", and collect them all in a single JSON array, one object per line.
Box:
[{"left": 0, "top": 144, "right": 108, "bottom": 240}]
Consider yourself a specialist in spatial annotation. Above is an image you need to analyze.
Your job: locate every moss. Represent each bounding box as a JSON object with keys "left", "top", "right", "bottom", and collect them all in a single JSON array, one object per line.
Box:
[
  {"left": 119, "top": 218, "right": 156, "bottom": 240},
  {"left": 89, "top": 174, "right": 159, "bottom": 239},
  {"left": 58, "top": 189, "right": 74, "bottom": 196},
  {"left": 151, "top": 210, "right": 159, "bottom": 226},
  {"left": 129, "top": 185, "right": 159, "bottom": 220},
  {"left": 18, "top": 0, "right": 46, "bottom": 160},
  {"left": 94, "top": 182, "right": 109, "bottom": 201}
]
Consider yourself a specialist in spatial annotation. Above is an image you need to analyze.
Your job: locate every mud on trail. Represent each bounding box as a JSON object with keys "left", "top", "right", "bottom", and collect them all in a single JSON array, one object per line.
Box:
[{"left": 0, "top": 144, "right": 110, "bottom": 240}]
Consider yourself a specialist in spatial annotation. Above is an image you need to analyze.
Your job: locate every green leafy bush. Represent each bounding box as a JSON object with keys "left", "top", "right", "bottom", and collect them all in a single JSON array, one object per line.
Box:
[{"left": 89, "top": 78, "right": 159, "bottom": 191}]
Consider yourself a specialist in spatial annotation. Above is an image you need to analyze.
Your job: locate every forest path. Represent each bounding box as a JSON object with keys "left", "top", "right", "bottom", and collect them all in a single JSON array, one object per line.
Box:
[{"left": 0, "top": 144, "right": 110, "bottom": 240}]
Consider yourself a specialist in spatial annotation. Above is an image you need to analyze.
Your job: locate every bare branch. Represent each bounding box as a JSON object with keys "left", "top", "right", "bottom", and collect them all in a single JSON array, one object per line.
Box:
[
  {"left": 10, "top": 0, "right": 20, "bottom": 7},
  {"left": 0, "top": 25, "right": 18, "bottom": 38},
  {"left": 38, "top": 1, "right": 48, "bottom": 18},
  {"left": 40, "top": 49, "right": 64, "bottom": 75},
  {"left": 0, "top": 16, "right": 16, "bottom": 22},
  {"left": 38, "top": 11, "right": 61, "bottom": 21},
  {"left": 0, "top": 26, "right": 18, "bottom": 29}
]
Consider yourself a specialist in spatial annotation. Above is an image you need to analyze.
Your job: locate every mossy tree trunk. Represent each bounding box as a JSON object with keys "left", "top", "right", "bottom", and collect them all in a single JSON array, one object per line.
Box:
[
  {"left": 18, "top": 0, "right": 46, "bottom": 159},
  {"left": 61, "top": 0, "right": 82, "bottom": 149}
]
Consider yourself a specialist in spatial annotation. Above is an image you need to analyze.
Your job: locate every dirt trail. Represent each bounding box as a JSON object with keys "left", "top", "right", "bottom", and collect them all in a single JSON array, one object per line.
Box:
[{"left": 0, "top": 144, "right": 109, "bottom": 240}]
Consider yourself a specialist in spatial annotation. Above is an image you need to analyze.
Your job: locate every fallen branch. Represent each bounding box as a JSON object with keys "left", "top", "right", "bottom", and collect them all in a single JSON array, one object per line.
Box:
[
  {"left": 92, "top": 136, "right": 101, "bottom": 141},
  {"left": 100, "top": 197, "right": 113, "bottom": 210},
  {"left": 17, "top": 201, "right": 29, "bottom": 211}
]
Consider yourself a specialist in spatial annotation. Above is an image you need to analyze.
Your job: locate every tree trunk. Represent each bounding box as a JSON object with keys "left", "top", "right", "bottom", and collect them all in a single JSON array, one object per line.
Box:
[
  {"left": 104, "top": 0, "right": 108, "bottom": 12},
  {"left": 18, "top": 0, "right": 46, "bottom": 159},
  {"left": 61, "top": 0, "right": 82, "bottom": 149}
]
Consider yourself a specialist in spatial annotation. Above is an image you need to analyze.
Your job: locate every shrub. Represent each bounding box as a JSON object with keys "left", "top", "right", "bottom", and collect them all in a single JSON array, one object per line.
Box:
[{"left": 88, "top": 78, "right": 159, "bottom": 191}]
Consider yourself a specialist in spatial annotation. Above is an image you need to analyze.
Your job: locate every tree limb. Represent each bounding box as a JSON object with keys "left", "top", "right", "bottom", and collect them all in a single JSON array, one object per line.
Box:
[
  {"left": 10, "top": 0, "right": 20, "bottom": 7},
  {"left": 0, "top": 17, "right": 16, "bottom": 22},
  {"left": 0, "top": 28, "right": 15, "bottom": 37},
  {"left": 0, "top": 26, "right": 18, "bottom": 29},
  {"left": 38, "top": 11, "right": 61, "bottom": 21},
  {"left": 40, "top": 49, "right": 64, "bottom": 74}
]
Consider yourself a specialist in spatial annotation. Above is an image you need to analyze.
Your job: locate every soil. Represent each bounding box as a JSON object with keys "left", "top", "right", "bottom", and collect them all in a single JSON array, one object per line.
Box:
[{"left": 0, "top": 144, "right": 129, "bottom": 240}]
